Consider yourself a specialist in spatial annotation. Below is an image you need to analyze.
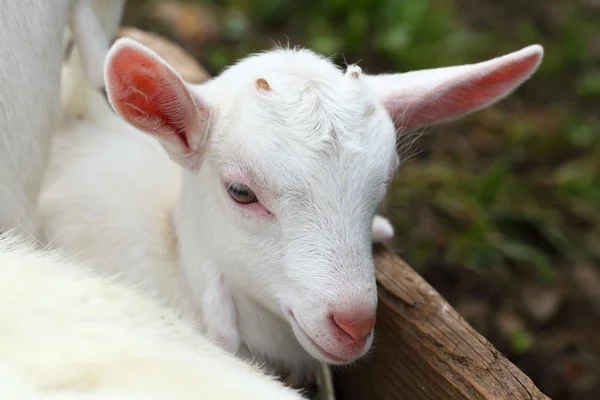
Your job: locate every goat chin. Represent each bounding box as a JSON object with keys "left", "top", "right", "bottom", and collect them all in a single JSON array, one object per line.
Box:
[{"left": 0, "top": 233, "right": 304, "bottom": 400}]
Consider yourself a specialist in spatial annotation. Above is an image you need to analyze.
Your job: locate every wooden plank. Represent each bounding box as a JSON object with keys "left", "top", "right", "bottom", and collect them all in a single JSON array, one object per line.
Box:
[{"left": 333, "top": 244, "right": 550, "bottom": 400}]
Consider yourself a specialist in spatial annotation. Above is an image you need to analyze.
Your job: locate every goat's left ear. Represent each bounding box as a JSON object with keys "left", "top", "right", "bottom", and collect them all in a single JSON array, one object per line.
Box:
[
  {"left": 104, "top": 37, "right": 213, "bottom": 169},
  {"left": 363, "top": 45, "right": 544, "bottom": 131}
]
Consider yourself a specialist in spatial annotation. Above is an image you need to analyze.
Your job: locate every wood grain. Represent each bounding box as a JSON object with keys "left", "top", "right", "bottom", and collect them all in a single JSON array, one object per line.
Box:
[{"left": 333, "top": 244, "right": 550, "bottom": 400}]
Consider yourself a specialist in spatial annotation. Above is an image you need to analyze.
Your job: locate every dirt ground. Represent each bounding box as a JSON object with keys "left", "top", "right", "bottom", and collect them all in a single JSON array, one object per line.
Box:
[{"left": 416, "top": 255, "right": 600, "bottom": 399}]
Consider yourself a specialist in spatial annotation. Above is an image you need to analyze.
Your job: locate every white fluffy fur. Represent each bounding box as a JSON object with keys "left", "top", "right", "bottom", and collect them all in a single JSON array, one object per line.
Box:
[
  {"left": 62, "top": 0, "right": 126, "bottom": 118},
  {"left": 40, "top": 39, "right": 543, "bottom": 377},
  {"left": 0, "top": 233, "right": 303, "bottom": 399},
  {"left": 0, "top": 0, "right": 115, "bottom": 240},
  {"left": 371, "top": 215, "right": 395, "bottom": 243}
]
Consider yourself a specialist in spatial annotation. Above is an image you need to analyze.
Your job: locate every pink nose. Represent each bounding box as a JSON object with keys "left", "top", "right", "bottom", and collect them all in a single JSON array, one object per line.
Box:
[{"left": 331, "top": 312, "right": 376, "bottom": 344}]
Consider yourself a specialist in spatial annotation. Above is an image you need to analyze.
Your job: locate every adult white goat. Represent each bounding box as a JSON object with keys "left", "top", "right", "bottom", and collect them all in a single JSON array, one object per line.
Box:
[
  {"left": 0, "top": 0, "right": 121, "bottom": 241},
  {"left": 0, "top": 233, "right": 304, "bottom": 399},
  {"left": 40, "top": 38, "right": 543, "bottom": 379}
]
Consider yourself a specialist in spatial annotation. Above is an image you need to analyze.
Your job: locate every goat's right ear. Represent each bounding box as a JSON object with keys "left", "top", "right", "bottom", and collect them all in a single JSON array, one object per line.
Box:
[
  {"left": 104, "top": 38, "right": 213, "bottom": 169},
  {"left": 363, "top": 45, "right": 543, "bottom": 132}
]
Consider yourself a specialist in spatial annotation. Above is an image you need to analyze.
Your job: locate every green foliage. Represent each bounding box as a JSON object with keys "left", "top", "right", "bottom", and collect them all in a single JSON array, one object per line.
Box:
[{"left": 511, "top": 329, "right": 533, "bottom": 355}]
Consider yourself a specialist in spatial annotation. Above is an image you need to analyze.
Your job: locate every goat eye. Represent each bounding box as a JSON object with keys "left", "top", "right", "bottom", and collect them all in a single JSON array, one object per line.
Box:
[{"left": 226, "top": 182, "right": 257, "bottom": 204}]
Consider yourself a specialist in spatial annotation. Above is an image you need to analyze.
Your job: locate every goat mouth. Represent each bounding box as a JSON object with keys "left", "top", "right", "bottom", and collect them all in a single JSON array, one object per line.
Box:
[{"left": 287, "top": 310, "right": 352, "bottom": 364}]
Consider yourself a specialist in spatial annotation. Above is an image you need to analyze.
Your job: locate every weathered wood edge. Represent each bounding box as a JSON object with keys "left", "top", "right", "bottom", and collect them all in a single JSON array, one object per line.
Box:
[{"left": 333, "top": 244, "right": 550, "bottom": 400}]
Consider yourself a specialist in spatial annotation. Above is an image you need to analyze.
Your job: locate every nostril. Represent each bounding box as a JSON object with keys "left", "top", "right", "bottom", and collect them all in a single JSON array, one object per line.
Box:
[{"left": 331, "top": 313, "right": 376, "bottom": 343}]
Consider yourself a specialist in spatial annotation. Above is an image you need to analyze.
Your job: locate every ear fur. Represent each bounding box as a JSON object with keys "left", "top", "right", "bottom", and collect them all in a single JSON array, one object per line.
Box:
[
  {"left": 104, "top": 37, "right": 213, "bottom": 169},
  {"left": 364, "top": 45, "right": 544, "bottom": 131}
]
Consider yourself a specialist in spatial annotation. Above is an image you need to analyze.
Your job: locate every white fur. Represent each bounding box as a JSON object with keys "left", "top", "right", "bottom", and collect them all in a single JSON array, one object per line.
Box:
[
  {"left": 0, "top": 233, "right": 303, "bottom": 399},
  {"left": 62, "top": 0, "right": 126, "bottom": 118},
  {"left": 40, "top": 39, "right": 543, "bottom": 376},
  {"left": 371, "top": 215, "right": 394, "bottom": 243},
  {"left": 0, "top": 0, "right": 115, "bottom": 240}
]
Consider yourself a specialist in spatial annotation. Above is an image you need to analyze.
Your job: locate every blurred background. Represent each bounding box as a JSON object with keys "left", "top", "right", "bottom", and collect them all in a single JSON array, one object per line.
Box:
[{"left": 123, "top": 1, "right": 600, "bottom": 398}]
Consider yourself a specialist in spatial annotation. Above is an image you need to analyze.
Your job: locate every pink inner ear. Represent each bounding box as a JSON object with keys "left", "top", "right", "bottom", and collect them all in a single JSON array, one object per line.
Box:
[
  {"left": 393, "top": 51, "right": 540, "bottom": 129},
  {"left": 106, "top": 45, "right": 196, "bottom": 149}
]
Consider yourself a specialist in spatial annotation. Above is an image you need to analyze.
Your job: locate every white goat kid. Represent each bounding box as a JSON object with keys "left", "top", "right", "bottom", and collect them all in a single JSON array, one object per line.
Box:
[
  {"left": 0, "top": 0, "right": 111, "bottom": 240},
  {"left": 0, "top": 234, "right": 304, "bottom": 400},
  {"left": 40, "top": 38, "right": 543, "bottom": 378}
]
